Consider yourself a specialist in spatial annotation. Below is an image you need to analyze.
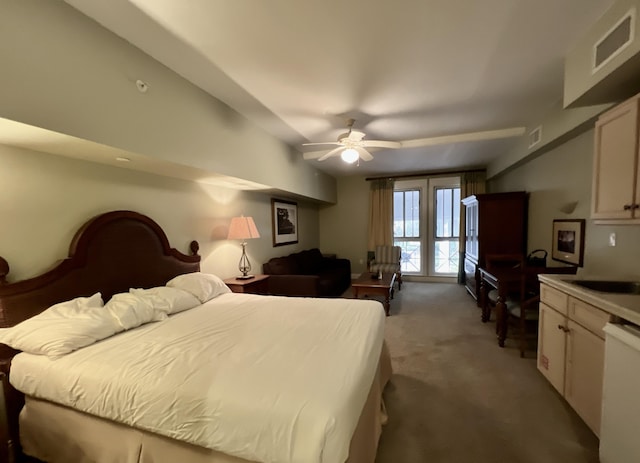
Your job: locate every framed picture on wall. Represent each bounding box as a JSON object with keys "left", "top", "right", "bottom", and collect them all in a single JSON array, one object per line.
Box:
[
  {"left": 271, "top": 199, "right": 298, "bottom": 246},
  {"left": 551, "top": 219, "right": 585, "bottom": 267}
]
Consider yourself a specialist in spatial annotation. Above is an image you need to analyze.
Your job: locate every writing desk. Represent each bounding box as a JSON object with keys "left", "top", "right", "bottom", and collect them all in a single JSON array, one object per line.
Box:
[{"left": 478, "top": 265, "right": 577, "bottom": 347}]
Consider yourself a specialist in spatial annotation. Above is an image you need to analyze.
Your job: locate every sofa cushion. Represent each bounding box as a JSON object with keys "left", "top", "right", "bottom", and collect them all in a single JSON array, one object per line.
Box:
[
  {"left": 317, "top": 273, "right": 337, "bottom": 296},
  {"left": 296, "top": 248, "right": 324, "bottom": 275},
  {"left": 265, "top": 255, "right": 300, "bottom": 275}
]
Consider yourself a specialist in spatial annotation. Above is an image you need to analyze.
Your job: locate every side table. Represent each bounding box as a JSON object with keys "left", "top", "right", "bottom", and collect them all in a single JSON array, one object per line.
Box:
[{"left": 224, "top": 274, "right": 270, "bottom": 295}]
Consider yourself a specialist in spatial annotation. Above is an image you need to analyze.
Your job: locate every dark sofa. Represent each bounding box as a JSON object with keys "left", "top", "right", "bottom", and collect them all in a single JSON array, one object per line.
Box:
[{"left": 262, "top": 248, "right": 351, "bottom": 297}]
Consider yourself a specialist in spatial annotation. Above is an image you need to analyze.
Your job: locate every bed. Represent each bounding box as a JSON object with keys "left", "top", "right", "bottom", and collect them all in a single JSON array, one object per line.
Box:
[{"left": 0, "top": 210, "right": 391, "bottom": 463}]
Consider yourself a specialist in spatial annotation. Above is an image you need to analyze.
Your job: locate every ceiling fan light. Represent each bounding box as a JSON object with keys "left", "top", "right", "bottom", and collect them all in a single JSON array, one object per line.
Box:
[{"left": 341, "top": 148, "right": 359, "bottom": 164}]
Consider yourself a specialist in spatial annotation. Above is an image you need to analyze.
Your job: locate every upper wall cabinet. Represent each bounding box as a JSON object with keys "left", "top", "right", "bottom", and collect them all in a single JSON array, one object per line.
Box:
[
  {"left": 564, "top": 2, "right": 640, "bottom": 108},
  {"left": 592, "top": 93, "right": 640, "bottom": 222}
]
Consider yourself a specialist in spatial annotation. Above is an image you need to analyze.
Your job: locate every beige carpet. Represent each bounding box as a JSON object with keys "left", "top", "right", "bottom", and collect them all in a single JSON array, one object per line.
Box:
[{"left": 351, "top": 281, "right": 600, "bottom": 463}]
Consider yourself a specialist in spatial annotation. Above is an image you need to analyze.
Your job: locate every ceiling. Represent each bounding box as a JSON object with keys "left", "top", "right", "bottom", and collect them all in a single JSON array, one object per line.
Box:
[{"left": 64, "top": 0, "right": 614, "bottom": 178}]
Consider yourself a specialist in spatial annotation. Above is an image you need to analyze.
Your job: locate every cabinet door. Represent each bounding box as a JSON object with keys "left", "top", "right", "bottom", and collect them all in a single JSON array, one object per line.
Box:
[
  {"left": 465, "top": 202, "right": 478, "bottom": 260},
  {"left": 592, "top": 97, "right": 639, "bottom": 219},
  {"left": 565, "top": 320, "right": 605, "bottom": 437},
  {"left": 537, "top": 303, "right": 567, "bottom": 395},
  {"left": 463, "top": 257, "right": 477, "bottom": 301}
]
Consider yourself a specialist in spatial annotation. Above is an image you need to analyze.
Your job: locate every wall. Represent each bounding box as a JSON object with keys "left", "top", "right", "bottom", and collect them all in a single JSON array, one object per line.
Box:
[
  {"left": 490, "top": 129, "right": 640, "bottom": 279},
  {"left": 487, "top": 99, "right": 611, "bottom": 179},
  {"left": 319, "top": 176, "right": 370, "bottom": 274},
  {"left": 0, "top": 0, "right": 336, "bottom": 204},
  {"left": 0, "top": 144, "right": 320, "bottom": 281}
]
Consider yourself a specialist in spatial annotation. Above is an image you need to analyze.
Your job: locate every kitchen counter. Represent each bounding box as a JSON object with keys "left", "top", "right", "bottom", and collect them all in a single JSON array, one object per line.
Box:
[{"left": 539, "top": 274, "right": 640, "bottom": 326}]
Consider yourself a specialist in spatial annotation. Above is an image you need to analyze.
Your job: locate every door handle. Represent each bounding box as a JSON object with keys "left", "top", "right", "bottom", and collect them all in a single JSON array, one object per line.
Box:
[{"left": 557, "top": 324, "right": 569, "bottom": 333}]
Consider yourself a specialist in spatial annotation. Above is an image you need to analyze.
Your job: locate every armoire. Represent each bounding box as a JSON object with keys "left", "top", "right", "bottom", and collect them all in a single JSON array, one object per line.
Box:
[{"left": 461, "top": 191, "right": 528, "bottom": 303}]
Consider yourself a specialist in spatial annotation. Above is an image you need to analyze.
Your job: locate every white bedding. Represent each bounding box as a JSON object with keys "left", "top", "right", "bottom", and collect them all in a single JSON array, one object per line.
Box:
[{"left": 10, "top": 293, "right": 386, "bottom": 463}]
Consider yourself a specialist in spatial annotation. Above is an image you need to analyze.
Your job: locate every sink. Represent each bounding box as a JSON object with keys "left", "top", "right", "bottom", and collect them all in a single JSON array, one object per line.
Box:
[{"left": 569, "top": 280, "right": 640, "bottom": 294}]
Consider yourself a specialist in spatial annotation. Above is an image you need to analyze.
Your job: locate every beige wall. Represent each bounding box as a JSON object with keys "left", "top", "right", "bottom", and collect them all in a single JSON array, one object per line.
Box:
[
  {"left": 319, "top": 176, "right": 370, "bottom": 274},
  {"left": 487, "top": 100, "right": 611, "bottom": 179},
  {"left": 0, "top": 144, "right": 320, "bottom": 282},
  {"left": 0, "top": 0, "right": 336, "bottom": 204},
  {"left": 490, "top": 129, "right": 640, "bottom": 279}
]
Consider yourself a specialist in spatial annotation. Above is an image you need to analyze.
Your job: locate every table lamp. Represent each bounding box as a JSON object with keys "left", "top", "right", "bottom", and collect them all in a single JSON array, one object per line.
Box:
[{"left": 227, "top": 216, "right": 260, "bottom": 279}]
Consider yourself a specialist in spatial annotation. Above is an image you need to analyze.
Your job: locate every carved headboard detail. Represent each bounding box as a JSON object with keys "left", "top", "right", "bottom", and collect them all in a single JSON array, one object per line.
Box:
[{"left": 0, "top": 210, "right": 201, "bottom": 329}]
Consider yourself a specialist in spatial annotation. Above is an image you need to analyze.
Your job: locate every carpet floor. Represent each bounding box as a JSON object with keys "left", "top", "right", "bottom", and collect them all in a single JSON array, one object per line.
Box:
[{"left": 354, "top": 281, "right": 600, "bottom": 463}]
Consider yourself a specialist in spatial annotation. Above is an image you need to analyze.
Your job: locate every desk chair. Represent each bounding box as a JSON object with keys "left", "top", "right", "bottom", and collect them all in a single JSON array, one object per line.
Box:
[
  {"left": 507, "top": 272, "right": 542, "bottom": 357},
  {"left": 506, "top": 266, "right": 578, "bottom": 357},
  {"left": 481, "top": 254, "right": 524, "bottom": 323},
  {"left": 369, "top": 245, "right": 402, "bottom": 290}
]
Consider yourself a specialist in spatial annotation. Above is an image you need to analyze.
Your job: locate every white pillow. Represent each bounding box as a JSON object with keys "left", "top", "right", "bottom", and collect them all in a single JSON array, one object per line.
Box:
[
  {"left": 129, "top": 286, "right": 200, "bottom": 315},
  {"left": 0, "top": 293, "right": 120, "bottom": 358},
  {"left": 166, "top": 272, "right": 231, "bottom": 303},
  {"left": 105, "top": 292, "right": 167, "bottom": 330}
]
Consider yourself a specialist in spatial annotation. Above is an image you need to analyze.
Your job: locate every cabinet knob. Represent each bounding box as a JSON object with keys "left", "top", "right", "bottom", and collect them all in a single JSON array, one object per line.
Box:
[
  {"left": 557, "top": 324, "right": 569, "bottom": 333},
  {"left": 624, "top": 204, "right": 632, "bottom": 210},
  {"left": 634, "top": 204, "right": 640, "bottom": 210}
]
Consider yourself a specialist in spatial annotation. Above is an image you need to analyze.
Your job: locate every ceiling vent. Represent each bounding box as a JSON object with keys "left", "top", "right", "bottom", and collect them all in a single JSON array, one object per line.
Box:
[
  {"left": 528, "top": 126, "right": 542, "bottom": 149},
  {"left": 593, "top": 8, "right": 635, "bottom": 74}
]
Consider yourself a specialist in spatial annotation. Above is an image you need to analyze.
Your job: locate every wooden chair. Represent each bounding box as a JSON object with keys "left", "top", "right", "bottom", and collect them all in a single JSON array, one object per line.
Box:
[
  {"left": 507, "top": 271, "right": 542, "bottom": 357},
  {"left": 480, "top": 254, "right": 524, "bottom": 323},
  {"left": 506, "top": 265, "right": 578, "bottom": 357},
  {"left": 479, "top": 254, "right": 538, "bottom": 357},
  {"left": 480, "top": 254, "right": 579, "bottom": 357},
  {"left": 369, "top": 245, "right": 402, "bottom": 290}
]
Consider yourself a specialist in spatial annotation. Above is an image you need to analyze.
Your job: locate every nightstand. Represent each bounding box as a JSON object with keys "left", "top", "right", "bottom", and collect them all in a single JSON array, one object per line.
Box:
[{"left": 224, "top": 274, "right": 270, "bottom": 295}]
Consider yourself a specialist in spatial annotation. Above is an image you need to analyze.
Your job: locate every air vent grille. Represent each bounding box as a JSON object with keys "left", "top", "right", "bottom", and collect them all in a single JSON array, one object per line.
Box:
[
  {"left": 593, "top": 9, "right": 635, "bottom": 73},
  {"left": 528, "top": 126, "right": 542, "bottom": 149}
]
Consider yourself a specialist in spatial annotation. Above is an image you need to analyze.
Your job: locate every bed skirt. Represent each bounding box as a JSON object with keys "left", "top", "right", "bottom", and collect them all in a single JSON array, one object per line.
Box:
[{"left": 20, "top": 343, "right": 392, "bottom": 463}]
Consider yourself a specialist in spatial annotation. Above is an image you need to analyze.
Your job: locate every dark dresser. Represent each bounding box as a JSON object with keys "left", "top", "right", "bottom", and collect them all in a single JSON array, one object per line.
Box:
[{"left": 461, "top": 191, "right": 528, "bottom": 303}]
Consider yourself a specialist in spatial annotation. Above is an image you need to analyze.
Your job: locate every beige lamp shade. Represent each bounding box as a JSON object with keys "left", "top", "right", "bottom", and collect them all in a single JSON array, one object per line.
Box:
[{"left": 227, "top": 216, "right": 260, "bottom": 240}]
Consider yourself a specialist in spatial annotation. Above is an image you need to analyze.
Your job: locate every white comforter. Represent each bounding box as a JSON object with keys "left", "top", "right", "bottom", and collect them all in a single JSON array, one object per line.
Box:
[{"left": 10, "top": 293, "right": 386, "bottom": 463}]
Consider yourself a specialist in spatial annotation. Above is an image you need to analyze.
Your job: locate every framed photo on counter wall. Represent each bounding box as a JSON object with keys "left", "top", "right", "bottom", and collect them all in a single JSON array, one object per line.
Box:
[
  {"left": 552, "top": 219, "right": 585, "bottom": 267},
  {"left": 271, "top": 199, "right": 298, "bottom": 246}
]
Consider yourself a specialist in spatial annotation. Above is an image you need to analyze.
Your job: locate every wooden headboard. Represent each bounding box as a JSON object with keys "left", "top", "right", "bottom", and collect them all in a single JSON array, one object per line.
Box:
[
  {"left": 0, "top": 210, "right": 201, "bottom": 329},
  {"left": 0, "top": 210, "right": 201, "bottom": 459}
]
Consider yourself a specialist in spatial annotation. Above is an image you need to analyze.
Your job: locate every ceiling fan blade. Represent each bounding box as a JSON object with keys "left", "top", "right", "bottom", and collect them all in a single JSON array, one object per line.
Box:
[
  {"left": 362, "top": 140, "right": 402, "bottom": 149},
  {"left": 318, "top": 147, "right": 344, "bottom": 161},
  {"left": 301, "top": 141, "right": 342, "bottom": 147},
  {"left": 355, "top": 146, "right": 374, "bottom": 161},
  {"left": 400, "top": 127, "right": 526, "bottom": 148}
]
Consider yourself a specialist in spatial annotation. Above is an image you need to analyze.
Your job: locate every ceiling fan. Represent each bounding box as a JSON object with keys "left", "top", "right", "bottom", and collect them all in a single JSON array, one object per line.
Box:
[
  {"left": 302, "top": 119, "right": 526, "bottom": 164},
  {"left": 302, "top": 118, "right": 402, "bottom": 164}
]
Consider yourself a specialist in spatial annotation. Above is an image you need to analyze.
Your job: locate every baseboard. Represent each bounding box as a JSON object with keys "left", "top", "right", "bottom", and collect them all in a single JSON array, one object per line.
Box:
[{"left": 402, "top": 275, "right": 457, "bottom": 284}]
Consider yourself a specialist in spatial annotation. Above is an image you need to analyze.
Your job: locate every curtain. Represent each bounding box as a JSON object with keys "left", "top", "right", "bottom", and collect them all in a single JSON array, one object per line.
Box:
[
  {"left": 457, "top": 171, "right": 486, "bottom": 284},
  {"left": 368, "top": 179, "right": 394, "bottom": 251}
]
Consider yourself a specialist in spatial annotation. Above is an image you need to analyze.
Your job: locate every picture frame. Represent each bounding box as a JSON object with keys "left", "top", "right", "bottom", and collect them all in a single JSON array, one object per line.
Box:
[
  {"left": 551, "top": 219, "right": 585, "bottom": 267},
  {"left": 271, "top": 199, "right": 298, "bottom": 246}
]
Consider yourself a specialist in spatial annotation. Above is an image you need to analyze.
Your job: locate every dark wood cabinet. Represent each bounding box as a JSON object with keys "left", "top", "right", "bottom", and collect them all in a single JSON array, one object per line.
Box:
[{"left": 461, "top": 192, "right": 528, "bottom": 303}]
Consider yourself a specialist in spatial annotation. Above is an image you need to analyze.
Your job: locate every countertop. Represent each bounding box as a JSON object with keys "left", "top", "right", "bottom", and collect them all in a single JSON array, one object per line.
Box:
[{"left": 539, "top": 274, "right": 640, "bottom": 327}]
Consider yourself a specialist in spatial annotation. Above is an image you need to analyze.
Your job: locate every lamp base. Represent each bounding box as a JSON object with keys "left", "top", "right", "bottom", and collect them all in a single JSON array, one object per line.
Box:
[{"left": 235, "top": 274, "right": 255, "bottom": 280}]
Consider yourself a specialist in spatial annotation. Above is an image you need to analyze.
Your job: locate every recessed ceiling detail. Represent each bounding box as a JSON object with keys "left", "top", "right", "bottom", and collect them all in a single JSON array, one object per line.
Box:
[{"left": 64, "top": 0, "right": 615, "bottom": 177}]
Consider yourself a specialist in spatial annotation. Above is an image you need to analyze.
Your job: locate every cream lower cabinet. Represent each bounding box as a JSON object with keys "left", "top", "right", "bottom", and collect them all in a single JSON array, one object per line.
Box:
[
  {"left": 538, "top": 303, "right": 568, "bottom": 394},
  {"left": 537, "top": 284, "right": 609, "bottom": 436},
  {"left": 565, "top": 319, "right": 605, "bottom": 435}
]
